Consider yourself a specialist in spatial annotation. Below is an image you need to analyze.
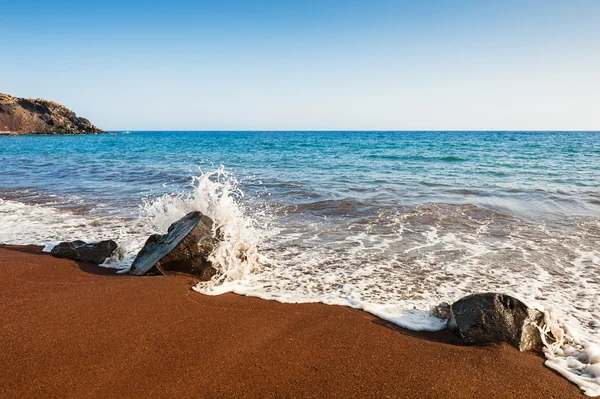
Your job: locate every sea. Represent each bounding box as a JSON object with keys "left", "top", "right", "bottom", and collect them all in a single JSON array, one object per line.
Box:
[{"left": 1, "top": 131, "right": 599, "bottom": 395}]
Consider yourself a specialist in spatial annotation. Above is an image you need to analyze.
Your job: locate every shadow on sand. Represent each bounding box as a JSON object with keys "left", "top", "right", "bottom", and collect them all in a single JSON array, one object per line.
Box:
[{"left": 0, "top": 244, "right": 122, "bottom": 276}]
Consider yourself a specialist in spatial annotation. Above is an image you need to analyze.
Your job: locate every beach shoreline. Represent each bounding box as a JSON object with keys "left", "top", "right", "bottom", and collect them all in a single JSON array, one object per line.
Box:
[{"left": 0, "top": 244, "right": 584, "bottom": 398}]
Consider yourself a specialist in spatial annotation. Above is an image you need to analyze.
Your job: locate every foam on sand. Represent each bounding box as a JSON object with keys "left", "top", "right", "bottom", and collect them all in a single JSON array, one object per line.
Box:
[{"left": 1, "top": 167, "right": 599, "bottom": 396}]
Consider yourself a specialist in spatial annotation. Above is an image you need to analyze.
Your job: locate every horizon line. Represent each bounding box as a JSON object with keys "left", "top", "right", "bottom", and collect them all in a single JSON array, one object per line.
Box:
[{"left": 105, "top": 129, "right": 600, "bottom": 133}]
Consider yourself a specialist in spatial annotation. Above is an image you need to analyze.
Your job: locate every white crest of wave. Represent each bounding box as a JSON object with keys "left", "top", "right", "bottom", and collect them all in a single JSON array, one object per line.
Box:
[{"left": 138, "top": 166, "right": 265, "bottom": 286}]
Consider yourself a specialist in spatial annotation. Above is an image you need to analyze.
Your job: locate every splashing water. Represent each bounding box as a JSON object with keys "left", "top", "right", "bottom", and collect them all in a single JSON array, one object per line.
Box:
[
  {"left": 137, "top": 166, "right": 266, "bottom": 283},
  {"left": 161, "top": 173, "right": 598, "bottom": 396},
  {"left": 1, "top": 161, "right": 599, "bottom": 395},
  {"left": 0, "top": 167, "right": 266, "bottom": 283},
  {"left": 541, "top": 316, "right": 600, "bottom": 396}
]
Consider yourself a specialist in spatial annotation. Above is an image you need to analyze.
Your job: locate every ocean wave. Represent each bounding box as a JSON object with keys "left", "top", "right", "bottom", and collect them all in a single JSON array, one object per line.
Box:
[
  {"left": 445, "top": 188, "right": 490, "bottom": 196},
  {"left": 139, "top": 166, "right": 266, "bottom": 284},
  {"left": 439, "top": 156, "right": 466, "bottom": 162},
  {"left": 196, "top": 196, "right": 600, "bottom": 396},
  {"left": 364, "top": 154, "right": 467, "bottom": 162},
  {"left": 1, "top": 167, "right": 599, "bottom": 395},
  {"left": 280, "top": 198, "right": 374, "bottom": 217},
  {"left": 0, "top": 167, "right": 267, "bottom": 282},
  {"left": 419, "top": 180, "right": 452, "bottom": 187}
]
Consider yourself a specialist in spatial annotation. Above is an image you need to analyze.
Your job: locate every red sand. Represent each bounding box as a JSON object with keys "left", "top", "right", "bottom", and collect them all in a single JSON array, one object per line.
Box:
[{"left": 0, "top": 245, "right": 584, "bottom": 398}]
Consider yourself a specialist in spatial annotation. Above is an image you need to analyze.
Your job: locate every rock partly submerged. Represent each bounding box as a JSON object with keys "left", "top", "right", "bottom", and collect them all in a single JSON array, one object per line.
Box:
[
  {"left": 51, "top": 240, "right": 118, "bottom": 265},
  {"left": 447, "top": 292, "right": 544, "bottom": 351},
  {"left": 0, "top": 92, "right": 103, "bottom": 135},
  {"left": 49, "top": 215, "right": 545, "bottom": 354},
  {"left": 129, "top": 211, "right": 218, "bottom": 280}
]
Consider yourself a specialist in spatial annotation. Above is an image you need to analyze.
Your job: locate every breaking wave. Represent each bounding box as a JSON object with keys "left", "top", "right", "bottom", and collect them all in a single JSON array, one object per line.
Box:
[
  {"left": 0, "top": 166, "right": 599, "bottom": 396},
  {"left": 138, "top": 166, "right": 266, "bottom": 283},
  {"left": 0, "top": 167, "right": 266, "bottom": 283}
]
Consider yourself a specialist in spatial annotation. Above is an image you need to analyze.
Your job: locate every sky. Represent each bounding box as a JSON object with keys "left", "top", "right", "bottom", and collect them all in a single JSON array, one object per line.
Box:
[{"left": 2, "top": 0, "right": 599, "bottom": 130}]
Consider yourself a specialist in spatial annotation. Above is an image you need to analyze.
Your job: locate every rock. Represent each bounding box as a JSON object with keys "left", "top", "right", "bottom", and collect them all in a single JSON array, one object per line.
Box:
[
  {"left": 0, "top": 92, "right": 103, "bottom": 135},
  {"left": 51, "top": 240, "right": 118, "bottom": 264},
  {"left": 448, "top": 293, "right": 544, "bottom": 351},
  {"left": 129, "top": 211, "right": 218, "bottom": 280}
]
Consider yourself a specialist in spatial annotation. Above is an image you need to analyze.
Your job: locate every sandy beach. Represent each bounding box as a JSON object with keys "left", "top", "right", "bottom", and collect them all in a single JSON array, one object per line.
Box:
[{"left": 0, "top": 245, "right": 584, "bottom": 398}]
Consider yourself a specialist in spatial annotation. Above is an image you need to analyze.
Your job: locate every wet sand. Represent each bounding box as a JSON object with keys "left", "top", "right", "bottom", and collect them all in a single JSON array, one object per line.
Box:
[{"left": 0, "top": 245, "right": 583, "bottom": 398}]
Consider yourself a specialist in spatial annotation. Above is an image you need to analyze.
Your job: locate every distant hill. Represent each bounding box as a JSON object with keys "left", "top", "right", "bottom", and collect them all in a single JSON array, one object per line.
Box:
[{"left": 0, "top": 93, "right": 103, "bottom": 135}]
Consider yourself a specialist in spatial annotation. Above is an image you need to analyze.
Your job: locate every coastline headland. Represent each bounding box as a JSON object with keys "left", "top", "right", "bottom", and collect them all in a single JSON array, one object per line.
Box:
[{"left": 0, "top": 92, "right": 103, "bottom": 135}]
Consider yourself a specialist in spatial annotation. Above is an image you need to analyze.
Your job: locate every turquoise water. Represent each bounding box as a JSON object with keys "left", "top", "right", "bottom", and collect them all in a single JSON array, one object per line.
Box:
[
  {"left": 1, "top": 131, "right": 599, "bottom": 218},
  {"left": 1, "top": 131, "right": 600, "bottom": 394}
]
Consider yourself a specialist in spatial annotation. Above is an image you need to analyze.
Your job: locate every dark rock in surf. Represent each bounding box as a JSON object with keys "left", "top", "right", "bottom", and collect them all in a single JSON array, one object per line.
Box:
[
  {"left": 51, "top": 240, "right": 118, "bottom": 264},
  {"left": 448, "top": 293, "right": 543, "bottom": 351},
  {"left": 129, "top": 211, "right": 218, "bottom": 280}
]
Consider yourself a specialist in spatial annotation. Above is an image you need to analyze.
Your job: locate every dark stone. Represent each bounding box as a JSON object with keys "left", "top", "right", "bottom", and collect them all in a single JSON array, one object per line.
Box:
[
  {"left": 129, "top": 211, "right": 218, "bottom": 280},
  {"left": 448, "top": 293, "right": 543, "bottom": 351},
  {"left": 51, "top": 240, "right": 118, "bottom": 264}
]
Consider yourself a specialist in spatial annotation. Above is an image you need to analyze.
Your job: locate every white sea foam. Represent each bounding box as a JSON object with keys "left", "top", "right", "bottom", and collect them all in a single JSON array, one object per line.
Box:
[
  {"left": 198, "top": 199, "right": 600, "bottom": 396},
  {"left": 138, "top": 166, "right": 265, "bottom": 280},
  {"left": 1, "top": 169, "right": 600, "bottom": 396},
  {"left": 0, "top": 198, "right": 128, "bottom": 252},
  {"left": 0, "top": 166, "right": 264, "bottom": 280}
]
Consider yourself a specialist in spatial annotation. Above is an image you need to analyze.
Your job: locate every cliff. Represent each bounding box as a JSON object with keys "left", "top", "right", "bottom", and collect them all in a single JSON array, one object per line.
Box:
[{"left": 0, "top": 93, "right": 103, "bottom": 135}]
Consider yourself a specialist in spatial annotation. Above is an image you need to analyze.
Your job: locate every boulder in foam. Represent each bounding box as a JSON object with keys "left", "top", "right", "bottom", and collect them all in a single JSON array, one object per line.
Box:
[
  {"left": 129, "top": 211, "right": 218, "bottom": 280},
  {"left": 448, "top": 292, "right": 543, "bottom": 351},
  {"left": 51, "top": 240, "right": 117, "bottom": 264}
]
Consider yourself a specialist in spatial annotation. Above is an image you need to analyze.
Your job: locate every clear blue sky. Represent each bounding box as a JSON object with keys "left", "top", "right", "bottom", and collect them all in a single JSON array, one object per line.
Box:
[{"left": 2, "top": 0, "right": 599, "bottom": 130}]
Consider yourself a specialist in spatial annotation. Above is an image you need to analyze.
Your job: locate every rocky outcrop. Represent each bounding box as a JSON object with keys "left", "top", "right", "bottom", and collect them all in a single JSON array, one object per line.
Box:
[
  {"left": 0, "top": 92, "right": 103, "bottom": 135},
  {"left": 448, "top": 293, "right": 544, "bottom": 351},
  {"left": 129, "top": 211, "right": 218, "bottom": 280},
  {"left": 51, "top": 240, "right": 118, "bottom": 264}
]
